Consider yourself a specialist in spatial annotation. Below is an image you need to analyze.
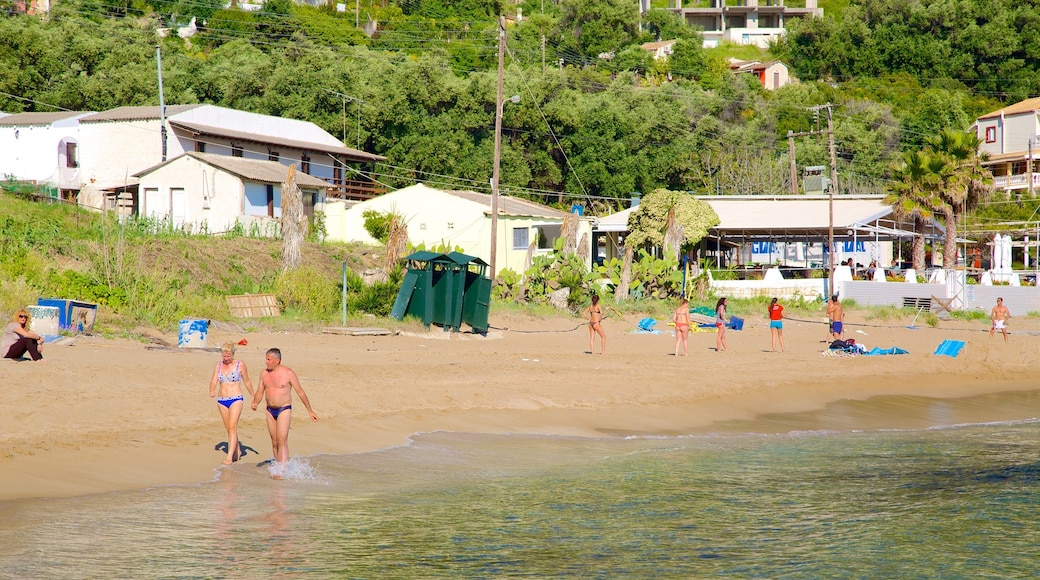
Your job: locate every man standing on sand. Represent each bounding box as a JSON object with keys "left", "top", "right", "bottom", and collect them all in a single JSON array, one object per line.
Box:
[
  {"left": 990, "top": 297, "right": 1010, "bottom": 342},
  {"left": 826, "top": 295, "right": 845, "bottom": 341},
  {"left": 251, "top": 348, "right": 318, "bottom": 476}
]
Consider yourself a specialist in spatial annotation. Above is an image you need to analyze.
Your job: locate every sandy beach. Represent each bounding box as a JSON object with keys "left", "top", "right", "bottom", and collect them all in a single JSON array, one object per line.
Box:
[{"left": 3, "top": 307, "right": 1039, "bottom": 501}]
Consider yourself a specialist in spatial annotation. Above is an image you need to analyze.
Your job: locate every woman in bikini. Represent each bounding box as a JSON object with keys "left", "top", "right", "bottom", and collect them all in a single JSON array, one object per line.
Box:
[
  {"left": 209, "top": 342, "right": 255, "bottom": 464},
  {"left": 673, "top": 298, "right": 691, "bottom": 356},
  {"left": 715, "top": 296, "right": 728, "bottom": 352},
  {"left": 582, "top": 294, "right": 607, "bottom": 354}
]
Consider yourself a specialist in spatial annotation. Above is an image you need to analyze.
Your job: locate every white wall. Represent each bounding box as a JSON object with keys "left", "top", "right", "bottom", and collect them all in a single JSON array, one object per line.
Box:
[
  {"left": 977, "top": 116, "right": 1002, "bottom": 156},
  {"left": 1004, "top": 112, "right": 1038, "bottom": 154},
  {"left": 138, "top": 155, "right": 245, "bottom": 232},
  {"left": 79, "top": 119, "right": 187, "bottom": 191},
  {"left": 0, "top": 116, "right": 88, "bottom": 187}
]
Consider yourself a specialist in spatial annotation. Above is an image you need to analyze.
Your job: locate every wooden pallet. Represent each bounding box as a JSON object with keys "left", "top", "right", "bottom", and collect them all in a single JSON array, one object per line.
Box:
[{"left": 226, "top": 294, "right": 280, "bottom": 318}]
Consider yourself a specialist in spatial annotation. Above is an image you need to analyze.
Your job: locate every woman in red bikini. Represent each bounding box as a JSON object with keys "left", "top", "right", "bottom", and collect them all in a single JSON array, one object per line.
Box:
[
  {"left": 209, "top": 342, "right": 255, "bottom": 464},
  {"left": 673, "top": 298, "right": 691, "bottom": 356}
]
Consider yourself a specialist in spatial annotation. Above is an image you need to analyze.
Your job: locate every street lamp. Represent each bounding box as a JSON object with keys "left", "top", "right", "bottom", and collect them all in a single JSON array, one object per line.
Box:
[{"left": 322, "top": 88, "right": 363, "bottom": 150}]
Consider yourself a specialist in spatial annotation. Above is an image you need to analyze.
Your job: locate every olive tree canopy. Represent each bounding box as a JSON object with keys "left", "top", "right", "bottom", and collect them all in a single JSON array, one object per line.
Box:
[{"left": 625, "top": 189, "right": 719, "bottom": 258}]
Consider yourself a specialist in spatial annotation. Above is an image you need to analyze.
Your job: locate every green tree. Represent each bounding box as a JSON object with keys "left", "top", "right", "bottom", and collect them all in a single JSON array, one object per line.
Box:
[
  {"left": 625, "top": 189, "right": 719, "bottom": 259},
  {"left": 925, "top": 129, "right": 994, "bottom": 268},
  {"left": 556, "top": 0, "right": 639, "bottom": 61},
  {"left": 885, "top": 150, "right": 946, "bottom": 273}
]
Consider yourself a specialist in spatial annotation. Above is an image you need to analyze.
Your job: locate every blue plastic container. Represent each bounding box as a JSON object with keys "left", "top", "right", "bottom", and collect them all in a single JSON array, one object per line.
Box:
[{"left": 178, "top": 319, "right": 209, "bottom": 348}]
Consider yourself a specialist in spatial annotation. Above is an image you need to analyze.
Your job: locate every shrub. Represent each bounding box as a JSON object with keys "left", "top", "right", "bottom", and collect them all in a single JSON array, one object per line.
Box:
[{"left": 274, "top": 265, "right": 339, "bottom": 316}]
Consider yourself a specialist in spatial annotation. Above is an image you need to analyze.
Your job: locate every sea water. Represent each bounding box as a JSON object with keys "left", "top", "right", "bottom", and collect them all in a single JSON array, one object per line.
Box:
[{"left": 3, "top": 391, "right": 1040, "bottom": 579}]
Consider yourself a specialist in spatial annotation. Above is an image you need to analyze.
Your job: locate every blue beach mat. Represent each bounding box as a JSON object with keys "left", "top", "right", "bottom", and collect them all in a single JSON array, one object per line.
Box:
[
  {"left": 862, "top": 346, "right": 909, "bottom": 356},
  {"left": 934, "top": 339, "right": 965, "bottom": 358}
]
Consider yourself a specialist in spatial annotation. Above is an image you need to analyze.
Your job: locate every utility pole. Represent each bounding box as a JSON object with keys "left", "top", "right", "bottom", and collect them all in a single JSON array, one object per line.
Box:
[
  {"left": 490, "top": 15, "right": 506, "bottom": 281},
  {"left": 156, "top": 46, "right": 167, "bottom": 162},
  {"left": 787, "top": 130, "right": 797, "bottom": 194},
  {"left": 806, "top": 103, "right": 839, "bottom": 294},
  {"left": 541, "top": 34, "right": 546, "bottom": 75}
]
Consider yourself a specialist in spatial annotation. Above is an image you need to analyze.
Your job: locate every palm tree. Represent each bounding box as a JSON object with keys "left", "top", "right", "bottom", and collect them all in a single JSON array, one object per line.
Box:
[
  {"left": 885, "top": 150, "right": 946, "bottom": 272},
  {"left": 925, "top": 129, "right": 994, "bottom": 269}
]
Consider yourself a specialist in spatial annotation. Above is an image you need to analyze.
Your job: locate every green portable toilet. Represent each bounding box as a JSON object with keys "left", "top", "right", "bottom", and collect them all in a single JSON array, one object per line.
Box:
[
  {"left": 391, "top": 251, "right": 442, "bottom": 327},
  {"left": 391, "top": 251, "right": 491, "bottom": 333},
  {"left": 446, "top": 252, "right": 491, "bottom": 334}
]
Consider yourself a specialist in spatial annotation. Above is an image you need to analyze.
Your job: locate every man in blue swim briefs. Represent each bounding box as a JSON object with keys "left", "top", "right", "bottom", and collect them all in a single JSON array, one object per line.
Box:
[
  {"left": 251, "top": 347, "right": 319, "bottom": 477},
  {"left": 826, "top": 294, "right": 845, "bottom": 340}
]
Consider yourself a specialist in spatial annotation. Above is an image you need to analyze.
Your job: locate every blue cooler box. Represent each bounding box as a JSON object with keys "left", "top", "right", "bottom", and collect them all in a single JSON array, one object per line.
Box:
[{"left": 37, "top": 298, "right": 98, "bottom": 332}]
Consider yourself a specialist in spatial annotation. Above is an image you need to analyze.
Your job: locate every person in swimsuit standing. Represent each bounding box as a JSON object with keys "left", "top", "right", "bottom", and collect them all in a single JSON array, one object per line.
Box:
[
  {"left": 715, "top": 296, "right": 728, "bottom": 352},
  {"left": 582, "top": 294, "right": 607, "bottom": 354},
  {"left": 990, "top": 297, "right": 1010, "bottom": 342},
  {"left": 826, "top": 294, "right": 845, "bottom": 341},
  {"left": 209, "top": 342, "right": 254, "bottom": 464},
  {"left": 251, "top": 347, "right": 318, "bottom": 477},
  {"left": 767, "top": 297, "right": 785, "bottom": 352},
  {"left": 673, "top": 297, "right": 691, "bottom": 357}
]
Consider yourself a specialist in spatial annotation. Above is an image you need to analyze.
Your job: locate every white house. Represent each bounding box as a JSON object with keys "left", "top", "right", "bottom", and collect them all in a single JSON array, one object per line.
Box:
[
  {"left": 132, "top": 152, "right": 330, "bottom": 234},
  {"left": 0, "top": 111, "right": 94, "bottom": 191},
  {"left": 975, "top": 97, "right": 1040, "bottom": 194},
  {"left": 325, "top": 183, "right": 594, "bottom": 273},
  {"left": 77, "top": 104, "right": 385, "bottom": 203},
  {"left": 669, "top": 0, "right": 822, "bottom": 48},
  {"left": 0, "top": 104, "right": 385, "bottom": 210}
]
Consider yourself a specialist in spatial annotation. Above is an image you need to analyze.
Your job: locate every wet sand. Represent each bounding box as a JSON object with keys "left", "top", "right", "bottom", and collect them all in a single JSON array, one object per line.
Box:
[{"left": 3, "top": 307, "right": 1038, "bottom": 501}]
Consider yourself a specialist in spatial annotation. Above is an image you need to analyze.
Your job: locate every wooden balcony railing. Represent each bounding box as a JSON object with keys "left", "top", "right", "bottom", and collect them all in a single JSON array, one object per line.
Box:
[{"left": 326, "top": 178, "right": 387, "bottom": 200}]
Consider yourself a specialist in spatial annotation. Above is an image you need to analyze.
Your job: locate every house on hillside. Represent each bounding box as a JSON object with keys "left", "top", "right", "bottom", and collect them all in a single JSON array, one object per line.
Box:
[
  {"left": 974, "top": 97, "right": 1040, "bottom": 194},
  {"left": 0, "top": 103, "right": 385, "bottom": 211},
  {"left": 667, "top": 0, "right": 822, "bottom": 48},
  {"left": 325, "top": 183, "right": 594, "bottom": 272},
  {"left": 0, "top": 111, "right": 95, "bottom": 195},
  {"left": 640, "top": 40, "right": 677, "bottom": 61},
  {"left": 595, "top": 195, "right": 945, "bottom": 270},
  {"left": 727, "top": 58, "right": 792, "bottom": 90},
  {"left": 133, "top": 152, "right": 330, "bottom": 234}
]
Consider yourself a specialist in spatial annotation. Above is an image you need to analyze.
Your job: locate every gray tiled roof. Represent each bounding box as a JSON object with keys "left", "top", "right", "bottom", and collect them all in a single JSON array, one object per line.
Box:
[
  {"left": 135, "top": 152, "right": 331, "bottom": 188},
  {"left": 170, "top": 120, "right": 385, "bottom": 163},
  {"left": 447, "top": 189, "right": 573, "bottom": 219},
  {"left": 79, "top": 105, "right": 202, "bottom": 122},
  {"left": 0, "top": 111, "right": 92, "bottom": 126}
]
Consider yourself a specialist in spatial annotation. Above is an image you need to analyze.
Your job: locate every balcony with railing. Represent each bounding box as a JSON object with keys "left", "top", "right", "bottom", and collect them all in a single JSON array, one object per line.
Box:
[
  {"left": 993, "top": 172, "right": 1040, "bottom": 191},
  {"left": 327, "top": 177, "right": 386, "bottom": 200}
]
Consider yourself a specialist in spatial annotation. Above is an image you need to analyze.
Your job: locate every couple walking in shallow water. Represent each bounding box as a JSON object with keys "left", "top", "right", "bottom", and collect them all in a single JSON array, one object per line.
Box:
[{"left": 209, "top": 344, "right": 318, "bottom": 475}]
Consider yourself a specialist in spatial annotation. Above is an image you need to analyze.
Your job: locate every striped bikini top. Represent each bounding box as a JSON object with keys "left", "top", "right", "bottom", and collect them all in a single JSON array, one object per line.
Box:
[{"left": 217, "top": 360, "right": 242, "bottom": 383}]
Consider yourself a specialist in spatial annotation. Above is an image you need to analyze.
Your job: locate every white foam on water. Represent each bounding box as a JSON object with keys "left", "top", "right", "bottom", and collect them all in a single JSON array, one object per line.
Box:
[{"left": 267, "top": 456, "right": 318, "bottom": 480}]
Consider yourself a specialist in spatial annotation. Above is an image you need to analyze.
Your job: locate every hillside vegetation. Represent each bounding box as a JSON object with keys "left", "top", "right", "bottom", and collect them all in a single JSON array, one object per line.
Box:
[{"left": 2, "top": 0, "right": 1035, "bottom": 217}]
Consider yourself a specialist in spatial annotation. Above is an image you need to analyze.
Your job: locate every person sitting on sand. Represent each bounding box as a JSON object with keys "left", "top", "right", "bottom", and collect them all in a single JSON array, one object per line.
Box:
[
  {"left": 582, "top": 294, "right": 608, "bottom": 355},
  {"left": 673, "top": 298, "right": 691, "bottom": 357},
  {"left": 1, "top": 309, "right": 44, "bottom": 362},
  {"left": 209, "top": 342, "right": 255, "bottom": 464},
  {"left": 251, "top": 348, "right": 318, "bottom": 477}
]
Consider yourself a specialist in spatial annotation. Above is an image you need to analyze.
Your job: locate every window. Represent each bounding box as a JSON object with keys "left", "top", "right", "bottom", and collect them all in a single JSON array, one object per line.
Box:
[
  {"left": 65, "top": 142, "right": 78, "bottom": 168},
  {"left": 266, "top": 184, "right": 275, "bottom": 217},
  {"left": 1012, "top": 160, "right": 1027, "bottom": 175},
  {"left": 195, "top": 140, "right": 205, "bottom": 153},
  {"left": 513, "top": 227, "right": 529, "bottom": 250},
  {"left": 985, "top": 126, "right": 997, "bottom": 143},
  {"left": 268, "top": 150, "right": 279, "bottom": 162},
  {"left": 301, "top": 154, "right": 310, "bottom": 175},
  {"left": 232, "top": 143, "right": 243, "bottom": 157}
]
